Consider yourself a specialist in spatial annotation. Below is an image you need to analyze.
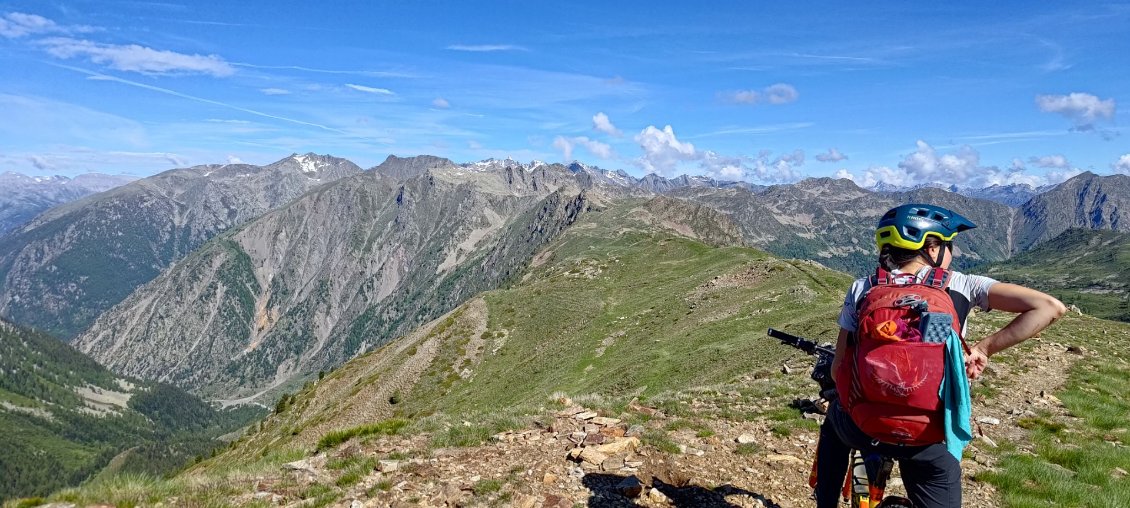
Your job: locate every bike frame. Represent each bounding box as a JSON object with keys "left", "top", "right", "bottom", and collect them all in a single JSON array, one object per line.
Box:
[{"left": 768, "top": 328, "right": 913, "bottom": 508}]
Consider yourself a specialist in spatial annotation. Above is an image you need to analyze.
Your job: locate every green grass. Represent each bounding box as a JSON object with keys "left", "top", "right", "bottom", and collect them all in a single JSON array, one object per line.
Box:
[
  {"left": 315, "top": 418, "right": 408, "bottom": 452},
  {"left": 976, "top": 315, "right": 1130, "bottom": 507},
  {"left": 641, "top": 430, "right": 681, "bottom": 454}
]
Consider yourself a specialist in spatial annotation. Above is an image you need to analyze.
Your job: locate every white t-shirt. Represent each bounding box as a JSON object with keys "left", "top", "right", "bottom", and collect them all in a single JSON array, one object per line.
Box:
[{"left": 837, "top": 267, "right": 998, "bottom": 336}]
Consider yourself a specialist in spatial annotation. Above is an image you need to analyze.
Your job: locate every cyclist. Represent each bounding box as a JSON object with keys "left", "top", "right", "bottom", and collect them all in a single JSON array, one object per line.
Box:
[{"left": 815, "top": 203, "right": 1066, "bottom": 508}]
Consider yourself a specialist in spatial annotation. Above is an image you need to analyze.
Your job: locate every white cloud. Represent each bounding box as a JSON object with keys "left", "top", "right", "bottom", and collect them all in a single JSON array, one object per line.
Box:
[
  {"left": 833, "top": 169, "right": 854, "bottom": 181},
  {"left": 1028, "top": 154, "right": 1070, "bottom": 169},
  {"left": 38, "top": 37, "right": 235, "bottom": 76},
  {"left": 468, "top": 140, "right": 483, "bottom": 150},
  {"left": 432, "top": 97, "right": 450, "bottom": 108},
  {"left": 1113, "top": 154, "right": 1130, "bottom": 175},
  {"left": 0, "top": 12, "right": 58, "bottom": 38},
  {"left": 553, "top": 136, "right": 613, "bottom": 161},
  {"left": 842, "top": 141, "right": 1081, "bottom": 189},
  {"left": 816, "top": 148, "right": 847, "bottom": 162},
  {"left": 697, "top": 150, "right": 804, "bottom": 184},
  {"left": 445, "top": 44, "right": 528, "bottom": 52},
  {"left": 260, "top": 88, "right": 290, "bottom": 95},
  {"left": 635, "top": 125, "right": 698, "bottom": 176},
  {"left": 720, "top": 83, "right": 799, "bottom": 105},
  {"left": 1035, "top": 92, "right": 1116, "bottom": 130},
  {"left": 897, "top": 140, "right": 980, "bottom": 183},
  {"left": 345, "top": 83, "right": 394, "bottom": 95},
  {"left": 592, "top": 112, "right": 621, "bottom": 136},
  {"left": 226, "top": 155, "right": 243, "bottom": 164},
  {"left": 764, "top": 83, "right": 799, "bottom": 104}
]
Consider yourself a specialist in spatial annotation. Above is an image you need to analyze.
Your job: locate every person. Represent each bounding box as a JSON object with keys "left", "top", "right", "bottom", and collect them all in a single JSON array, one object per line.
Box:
[{"left": 814, "top": 203, "right": 1067, "bottom": 508}]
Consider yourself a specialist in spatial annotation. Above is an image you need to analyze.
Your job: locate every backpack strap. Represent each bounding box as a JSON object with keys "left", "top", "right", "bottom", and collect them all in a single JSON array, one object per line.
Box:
[
  {"left": 873, "top": 266, "right": 891, "bottom": 286},
  {"left": 923, "top": 267, "right": 951, "bottom": 290}
]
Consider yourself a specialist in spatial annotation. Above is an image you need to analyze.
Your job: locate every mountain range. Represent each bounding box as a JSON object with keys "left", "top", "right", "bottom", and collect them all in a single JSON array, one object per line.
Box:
[
  {"left": 0, "top": 154, "right": 1127, "bottom": 403},
  {"left": 0, "top": 154, "right": 361, "bottom": 339},
  {"left": 0, "top": 171, "right": 134, "bottom": 236}
]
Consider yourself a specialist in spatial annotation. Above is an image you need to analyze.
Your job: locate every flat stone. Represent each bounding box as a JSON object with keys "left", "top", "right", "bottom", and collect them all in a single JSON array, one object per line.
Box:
[
  {"left": 378, "top": 460, "right": 400, "bottom": 472},
  {"left": 975, "top": 416, "right": 1001, "bottom": 425},
  {"left": 579, "top": 448, "right": 609, "bottom": 465},
  {"left": 591, "top": 416, "right": 622, "bottom": 426},
  {"left": 646, "top": 487, "right": 670, "bottom": 503},
  {"left": 583, "top": 433, "right": 606, "bottom": 446},
  {"left": 542, "top": 472, "right": 559, "bottom": 484},
  {"left": 599, "top": 426, "right": 627, "bottom": 438},
  {"left": 574, "top": 411, "right": 599, "bottom": 420},
  {"left": 602, "top": 456, "right": 626, "bottom": 471},
  {"left": 596, "top": 436, "right": 641, "bottom": 455},
  {"left": 625, "top": 424, "right": 645, "bottom": 437},
  {"left": 765, "top": 454, "right": 805, "bottom": 465},
  {"left": 736, "top": 434, "right": 758, "bottom": 445}
]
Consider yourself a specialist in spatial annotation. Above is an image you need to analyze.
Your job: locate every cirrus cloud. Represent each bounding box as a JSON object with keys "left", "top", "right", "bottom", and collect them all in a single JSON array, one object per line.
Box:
[
  {"left": 720, "top": 83, "right": 799, "bottom": 106},
  {"left": 38, "top": 37, "right": 235, "bottom": 76},
  {"left": 345, "top": 83, "right": 394, "bottom": 95},
  {"left": 432, "top": 97, "right": 450, "bottom": 108},
  {"left": 445, "top": 44, "right": 528, "bottom": 52}
]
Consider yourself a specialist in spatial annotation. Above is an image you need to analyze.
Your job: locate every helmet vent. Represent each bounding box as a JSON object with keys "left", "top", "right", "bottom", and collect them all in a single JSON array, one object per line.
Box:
[
  {"left": 932, "top": 212, "right": 945, "bottom": 220},
  {"left": 879, "top": 231, "right": 891, "bottom": 238},
  {"left": 916, "top": 209, "right": 929, "bottom": 216},
  {"left": 905, "top": 226, "right": 920, "bottom": 237}
]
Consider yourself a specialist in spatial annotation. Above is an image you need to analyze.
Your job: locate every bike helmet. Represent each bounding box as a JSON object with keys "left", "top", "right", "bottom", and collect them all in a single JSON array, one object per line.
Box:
[{"left": 875, "top": 203, "right": 976, "bottom": 251}]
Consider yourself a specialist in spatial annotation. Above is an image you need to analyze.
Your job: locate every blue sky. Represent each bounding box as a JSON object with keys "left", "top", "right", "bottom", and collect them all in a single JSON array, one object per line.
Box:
[{"left": 1, "top": 1, "right": 1128, "bottom": 187}]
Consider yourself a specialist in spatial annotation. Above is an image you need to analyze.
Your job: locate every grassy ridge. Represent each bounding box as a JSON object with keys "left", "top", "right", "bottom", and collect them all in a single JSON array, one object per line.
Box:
[{"left": 979, "top": 228, "right": 1130, "bottom": 322}]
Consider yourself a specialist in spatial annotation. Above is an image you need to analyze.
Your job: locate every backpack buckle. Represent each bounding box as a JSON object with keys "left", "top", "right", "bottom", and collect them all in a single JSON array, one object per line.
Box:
[{"left": 893, "top": 294, "right": 929, "bottom": 313}]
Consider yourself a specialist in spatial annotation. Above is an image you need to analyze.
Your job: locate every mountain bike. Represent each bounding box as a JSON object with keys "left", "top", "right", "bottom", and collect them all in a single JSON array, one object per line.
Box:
[{"left": 767, "top": 328, "right": 914, "bottom": 508}]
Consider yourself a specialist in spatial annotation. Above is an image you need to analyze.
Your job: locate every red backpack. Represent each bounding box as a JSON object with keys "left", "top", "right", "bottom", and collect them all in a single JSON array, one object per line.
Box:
[{"left": 834, "top": 267, "right": 968, "bottom": 445}]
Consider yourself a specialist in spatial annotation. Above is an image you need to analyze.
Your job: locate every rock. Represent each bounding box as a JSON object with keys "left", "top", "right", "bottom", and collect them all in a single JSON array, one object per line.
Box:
[
  {"left": 579, "top": 448, "right": 609, "bottom": 465},
  {"left": 378, "top": 460, "right": 400, "bottom": 472},
  {"left": 596, "top": 437, "right": 641, "bottom": 454},
  {"left": 282, "top": 459, "right": 316, "bottom": 474},
  {"left": 975, "top": 416, "right": 1001, "bottom": 425},
  {"left": 616, "top": 475, "right": 645, "bottom": 498},
  {"left": 765, "top": 454, "right": 806, "bottom": 465},
  {"left": 567, "top": 448, "right": 584, "bottom": 460},
  {"left": 514, "top": 494, "right": 539, "bottom": 508},
  {"left": 602, "top": 456, "right": 626, "bottom": 471},
  {"left": 591, "top": 416, "right": 622, "bottom": 426},
  {"left": 583, "top": 433, "right": 607, "bottom": 446},
  {"left": 568, "top": 431, "right": 587, "bottom": 444},
  {"left": 736, "top": 434, "right": 758, "bottom": 445},
  {"left": 350, "top": 500, "right": 364, "bottom": 508},
  {"left": 978, "top": 434, "right": 998, "bottom": 448},
  {"left": 542, "top": 472, "right": 559, "bottom": 484},
  {"left": 599, "top": 426, "right": 627, "bottom": 438},
  {"left": 646, "top": 487, "right": 670, "bottom": 503},
  {"left": 574, "top": 411, "right": 599, "bottom": 420},
  {"left": 1113, "top": 467, "right": 1129, "bottom": 479},
  {"left": 625, "top": 424, "right": 645, "bottom": 437},
  {"left": 1067, "top": 345, "right": 1087, "bottom": 355},
  {"left": 543, "top": 494, "right": 572, "bottom": 508},
  {"left": 782, "top": 363, "right": 792, "bottom": 375},
  {"left": 559, "top": 406, "right": 586, "bottom": 417}
]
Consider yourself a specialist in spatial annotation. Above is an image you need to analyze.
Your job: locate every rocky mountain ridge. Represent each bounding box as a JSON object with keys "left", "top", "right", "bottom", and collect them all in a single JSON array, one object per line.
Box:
[
  {"left": 0, "top": 171, "right": 135, "bottom": 236},
  {"left": 74, "top": 158, "right": 593, "bottom": 399},
  {"left": 0, "top": 154, "right": 361, "bottom": 339}
]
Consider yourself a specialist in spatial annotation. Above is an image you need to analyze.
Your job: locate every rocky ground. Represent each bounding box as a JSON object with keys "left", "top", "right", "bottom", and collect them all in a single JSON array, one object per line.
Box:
[{"left": 201, "top": 338, "right": 1078, "bottom": 508}]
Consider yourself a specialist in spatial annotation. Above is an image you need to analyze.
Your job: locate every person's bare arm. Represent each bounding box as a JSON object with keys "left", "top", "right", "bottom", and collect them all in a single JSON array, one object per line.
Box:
[{"left": 966, "top": 283, "right": 1067, "bottom": 378}]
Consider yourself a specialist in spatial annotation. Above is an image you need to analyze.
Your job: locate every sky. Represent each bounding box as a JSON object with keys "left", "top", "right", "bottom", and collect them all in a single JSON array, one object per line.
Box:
[{"left": 1, "top": 1, "right": 1129, "bottom": 188}]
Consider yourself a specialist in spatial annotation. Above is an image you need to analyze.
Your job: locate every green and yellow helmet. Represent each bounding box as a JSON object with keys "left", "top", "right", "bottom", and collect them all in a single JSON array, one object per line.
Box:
[{"left": 875, "top": 203, "right": 977, "bottom": 251}]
